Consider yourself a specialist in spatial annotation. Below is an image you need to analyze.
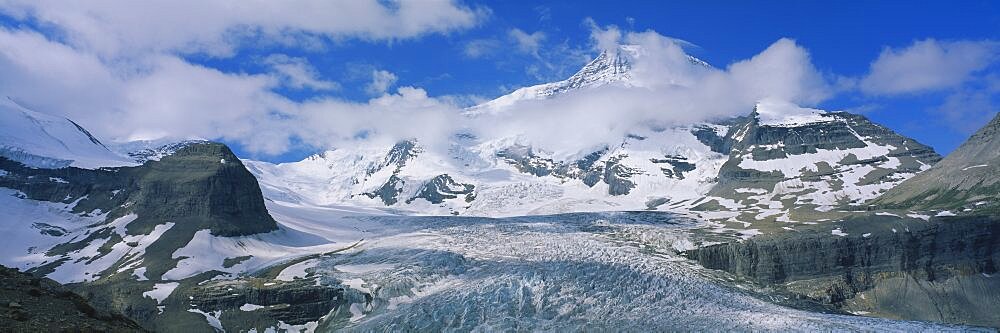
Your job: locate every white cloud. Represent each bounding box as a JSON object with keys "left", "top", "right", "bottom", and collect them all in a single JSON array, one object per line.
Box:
[
  {"left": 293, "top": 86, "right": 464, "bottom": 152},
  {"left": 0, "top": 1, "right": 489, "bottom": 156},
  {"left": 366, "top": 70, "right": 399, "bottom": 95},
  {"left": 860, "top": 39, "right": 999, "bottom": 95},
  {"left": 0, "top": 0, "right": 487, "bottom": 57},
  {"left": 121, "top": 56, "right": 296, "bottom": 154},
  {"left": 0, "top": 28, "right": 296, "bottom": 154},
  {"left": 0, "top": 28, "right": 122, "bottom": 118},
  {"left": 508, "top": 28, "right": 545, "bottom": 56},
  {"left": 467, "top": 33, "right": 832, "bottom": 155},
  {"left": 263, "top": 54, "right": 338, "bottom": 91},
  {"left": 585, "top": 18, "right": 622, "bottom": 53},
  {"left": 0, "top": 13, "right": 836, "bottom": 158}
]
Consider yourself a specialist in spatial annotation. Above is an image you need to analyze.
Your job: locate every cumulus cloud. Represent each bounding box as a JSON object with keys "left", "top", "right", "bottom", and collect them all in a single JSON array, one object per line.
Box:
[
  {"left": 296, "top": 87, "right": 462, "bottom": 149},
  {"left": 860, "top": 39, "right": 999, "bottom": 95},
  {"left": 0, "top": 27, "right": 297, "bottom": 154},
  {"left": 0, "top": 1, "right": 487, "bottom": 156},
  {"left": 263, "top": 54, "right": 338, "bottom": 91},
  {"left": 585, "top": 18, "right": 622, "bottom": 53},
  {"left": 0, "top": 6, "right": 837, "bottom": 159},
  {"left": 366, "top": 70, "right": 399, "bottom": 95},
  {"left": 469, "top": 37, "right": 830, "bottom": 155},
  {"left": 0, "top": 0, "right": 487, "bottom": 57}
]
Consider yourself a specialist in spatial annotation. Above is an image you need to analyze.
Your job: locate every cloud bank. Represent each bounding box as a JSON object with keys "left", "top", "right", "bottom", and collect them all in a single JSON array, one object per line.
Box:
[
  {"left": 0, "top": 1, "right": 484, "bottom": 155},
  {"left": 466, "top": 26, "right": 832, "bottom": 156},
  {"left": 0, "top": 14, "right": 835, "bottom": 157},
  {"left": 1, "top": 3, "right": 996, "bottom": 159},
  {"left": 0, "top": 0, "right": 486, "bottom": 57}
]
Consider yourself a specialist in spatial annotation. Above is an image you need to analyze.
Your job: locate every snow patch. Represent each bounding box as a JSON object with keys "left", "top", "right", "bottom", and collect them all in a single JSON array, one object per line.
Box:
[
  {"left": 142, "top": 282, "right": 179, "bottom": 304},
  {"left": 754, "top": 99, "right": 832, "bottom": 127},
  {"left": 277, "top": 258, "right": 320, "bottom": 282},
  {"left": 187, "top": 309, "right": 224, "bottom": 332},
  {"left": 961, "top": 164, "right": 988, "bottom": 171},
  {"left": 240, "top": 303, "right": 265, "bottom": 311}
]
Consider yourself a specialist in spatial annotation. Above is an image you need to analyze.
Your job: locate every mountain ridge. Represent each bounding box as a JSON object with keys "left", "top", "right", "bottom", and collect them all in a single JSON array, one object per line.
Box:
[{"left": 873, "top": 112, "right": 1000, "bottom": 213}]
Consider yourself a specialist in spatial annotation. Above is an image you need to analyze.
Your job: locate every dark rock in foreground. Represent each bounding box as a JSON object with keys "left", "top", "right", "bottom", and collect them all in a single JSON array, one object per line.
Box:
[{"left": 0, "top": 265, "right": 145, "bottom": 332}]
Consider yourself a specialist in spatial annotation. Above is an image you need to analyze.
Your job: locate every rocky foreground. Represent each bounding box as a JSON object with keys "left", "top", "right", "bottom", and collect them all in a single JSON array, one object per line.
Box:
[{"left": 0, "top": 265, "right": 145, "bottom": 332}]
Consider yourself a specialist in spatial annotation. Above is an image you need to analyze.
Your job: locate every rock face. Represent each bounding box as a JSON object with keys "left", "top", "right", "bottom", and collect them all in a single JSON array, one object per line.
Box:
[
  {"left": 685, "top": 215, "right": 1000, "bottom": 327},
  {"left": 874, "top": 112, "right": 1000, "bottom": 213},
  {"left": 1, "top": 142, "right": 276, "bottom": 237},
  {"left": 705, "top": 101, "right": 940, "bottom": 210},
  {"left": 188, "top": 279, "right": 343, "bottom": 328},
  {"left": 0, "top": 265, "right": 145, "bottom": 332},
  {"left": 407, "top": 174, "right": 475, "bottom": 204},
  {"left": 362, "top": 140, "right": 421, "bottom": 205},
  {"left": 0, "top": 142, "right": 277, "bottom": 280},
  {"left": 495, "top": 146, "right": 640, "bottom": 196}
]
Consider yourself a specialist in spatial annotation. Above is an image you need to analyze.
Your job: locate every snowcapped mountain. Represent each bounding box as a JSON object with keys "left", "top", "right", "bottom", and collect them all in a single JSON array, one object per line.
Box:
[
  {"left": 249, "top": 97, "right": 940, "bottom": 225},
  {"left": 689, "top": 99, "right": 940, "bottom": 229},
  {"left": 466, "top": 44, "right": 708, "bottom": 115},
  {"left": 0, "top": 47, "right": 992, "bottom": 332},
  {"left": 247, "top": 45, "right": 941, "bottom": 222},
  {"left": 247, "top": 123, "right": 727, "bottom": 217},
  {"left": 0, "top": 97, "right": 136, "bottom": 169}
]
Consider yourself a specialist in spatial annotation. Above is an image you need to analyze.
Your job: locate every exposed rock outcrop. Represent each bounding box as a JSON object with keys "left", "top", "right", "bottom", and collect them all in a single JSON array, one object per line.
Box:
[
  {"left": 0, "top": 265, "right": 145, "bottom": 332},
  {"left": 708, "top": 107, "right": 940, "bottom": 204},
  {"left": 685, "top": 215, "right": 1000, "bottom": 327},
  {"left": 0, "top": 142, "right": 278, "bottom": 280},
  {"left": 407, "top": 174, "right": 475, "bottom": 204}
]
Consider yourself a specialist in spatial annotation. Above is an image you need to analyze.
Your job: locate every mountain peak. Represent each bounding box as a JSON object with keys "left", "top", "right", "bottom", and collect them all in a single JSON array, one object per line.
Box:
[
  {"left": 560, "top": 44, "right": 637, "bottom": 92},
  {"left": 466, "top": 45, "right": 639, "bottom": 115},
  {"left": 467, "top": 44, "right": 711, "bottom": 115}
]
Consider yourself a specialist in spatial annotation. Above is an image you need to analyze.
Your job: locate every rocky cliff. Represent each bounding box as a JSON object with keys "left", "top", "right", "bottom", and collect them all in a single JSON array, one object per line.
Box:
[
  {"left": 685, "top": 215, "right": 1000, "bottom": 327},
  {"left": 0, "top": 142, "right": 277, "bottom": 281}
]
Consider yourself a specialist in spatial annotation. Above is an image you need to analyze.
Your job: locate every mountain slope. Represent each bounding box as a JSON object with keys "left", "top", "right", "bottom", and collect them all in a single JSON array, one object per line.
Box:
[
  {"left": 874, "top": 112, "right": 1000, "bottom": 212},
  {"left": 0, "top": 97, "right": 135, "bottom": 169},
  {"left": 0, "top": 142, "right": 278, "bottom": 282},
  {"left": 693, "top": 100, "right": 940, "bottom": 220},
  {"left": 0, "top": 264, "right": 145, "bottom": 331},
  {"left": 250, "top": 98, "right": 940, "bottom": 227},
  {"left": 247, "top": 44, "right": 941, "bottom": 223}
]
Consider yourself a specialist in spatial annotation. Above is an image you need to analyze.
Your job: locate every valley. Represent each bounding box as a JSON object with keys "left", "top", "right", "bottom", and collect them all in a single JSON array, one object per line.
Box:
[{"left": 0, "top": 41, "right": 997, "bottom": 332}]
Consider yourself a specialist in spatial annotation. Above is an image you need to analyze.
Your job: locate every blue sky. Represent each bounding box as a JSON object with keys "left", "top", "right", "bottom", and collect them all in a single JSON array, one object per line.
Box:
[{"left": 1, "top": 1, "right": 998, "bottom": 162}]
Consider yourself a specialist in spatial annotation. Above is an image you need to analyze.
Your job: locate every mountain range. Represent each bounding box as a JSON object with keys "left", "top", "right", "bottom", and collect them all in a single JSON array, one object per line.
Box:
[{"left": 0, "top": 44, "right": 997, "bottom": 331}]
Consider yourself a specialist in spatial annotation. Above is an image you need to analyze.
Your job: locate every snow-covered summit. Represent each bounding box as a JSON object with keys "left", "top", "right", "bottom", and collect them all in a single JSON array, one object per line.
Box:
[
  {"left": 467, "top": 44, "right": 709, "bottom": 114},
  {"left": 752, "top": 98, "right": 834, "bottom": 127},
  {"left": 0, "top": 97, "right": 135, "bottom": 169}
]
